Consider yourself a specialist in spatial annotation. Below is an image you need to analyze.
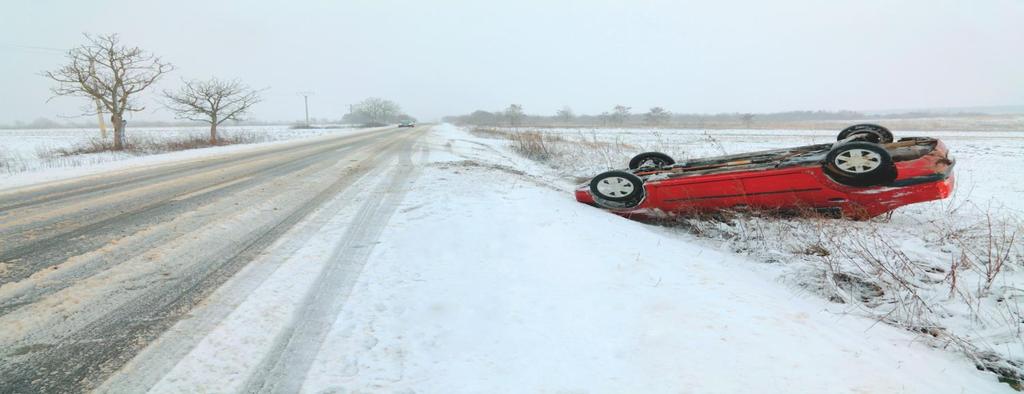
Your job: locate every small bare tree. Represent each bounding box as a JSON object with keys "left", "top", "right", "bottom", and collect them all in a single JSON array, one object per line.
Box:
[
  {"left": 344, "top": 97, "right": 401, "bottom": 125},
  {"left": 505, "top": 104, "right": 525, "bottom": 127},
  {"left": 163, "top": 78, "right": 263, "bottom": 144},
  {"left": 43, "top": 33, "right": 173, "bottom": 150},
  {"left": 556, "top": 106, "right": 574, "bottom": 123},
  {"left": 740, "top": 113, "right": 756, "bottom": 128},
  {"left": 644, "top": 106, "right": 671, "bottom": 126},
  {"left": 610, "top": 105, "right": 631, "bottom": 125}
]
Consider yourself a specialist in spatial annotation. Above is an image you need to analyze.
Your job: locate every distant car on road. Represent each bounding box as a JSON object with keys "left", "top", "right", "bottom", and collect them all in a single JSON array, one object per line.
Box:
[
  {"left": 398, "top": 121, "right": 416, "bottom": 128},
  {"left": 576, "top": 124, "right": 955, "bottom": 220}
]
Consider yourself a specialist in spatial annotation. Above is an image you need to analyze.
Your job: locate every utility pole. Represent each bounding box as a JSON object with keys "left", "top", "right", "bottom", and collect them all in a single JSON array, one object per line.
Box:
[
  {"left": 298, "top": 91, "right": 313, "bottom": 127},
  {"left": 95, "top": 99, "right": 107, "bottom": 139},
  {"left": 89, "top": 59, "right": 108, "bottom": 138}
]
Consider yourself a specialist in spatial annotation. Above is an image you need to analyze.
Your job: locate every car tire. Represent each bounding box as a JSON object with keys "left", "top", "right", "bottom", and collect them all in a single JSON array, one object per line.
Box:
[
  {"left": 590, "top": 170, "right": 645, "bottom": 208},
  {"left": 628, "top": 152, "right": 675, "bottom": 169},
  {"left": 823, "top": 142, "right": 897, "bottom": 186},
  {"left": 837, "top": 124, "right": 894, "bottom": 144}
]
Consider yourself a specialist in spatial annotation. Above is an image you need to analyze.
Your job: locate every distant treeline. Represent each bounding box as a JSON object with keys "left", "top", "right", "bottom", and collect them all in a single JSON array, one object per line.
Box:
[{"left": 442, "top": 106, "right": 997, "bottom": 128}]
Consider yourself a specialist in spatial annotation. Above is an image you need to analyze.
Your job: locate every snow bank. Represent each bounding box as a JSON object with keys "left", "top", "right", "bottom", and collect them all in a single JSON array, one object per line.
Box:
[{"left": 297, "top": 125, "right": 1008, "bottom": 392}]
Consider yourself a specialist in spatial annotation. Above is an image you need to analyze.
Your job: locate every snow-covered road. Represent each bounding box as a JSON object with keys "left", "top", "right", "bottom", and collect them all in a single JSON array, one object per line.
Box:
[
  {"left": 0, "top": 126, "right": 425, "bottom": 392},
  {"left": 0, "top": 125, "right": 1012, "bottom": 393}
]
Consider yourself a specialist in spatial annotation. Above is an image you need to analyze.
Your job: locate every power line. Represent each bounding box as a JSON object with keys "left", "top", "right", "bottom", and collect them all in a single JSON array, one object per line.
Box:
[{"left": 0, "top": 43, "right": 66, "bottom": 55}]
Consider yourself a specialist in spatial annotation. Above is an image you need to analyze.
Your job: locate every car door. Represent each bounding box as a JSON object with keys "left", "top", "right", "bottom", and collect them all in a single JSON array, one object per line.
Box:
[{"left": 735, "top": 168, "right": 825, "bottom": 209}]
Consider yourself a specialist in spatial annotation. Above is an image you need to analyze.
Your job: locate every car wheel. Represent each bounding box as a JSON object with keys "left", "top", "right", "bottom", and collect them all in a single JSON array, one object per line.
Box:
[
  {"left": 823, "top": 142, "right": 897, "bottom": 186},
  {"left": 837, "top": 124, "right": 894, "bottom": 144},
  {"left": 590, "top": 170, "right": 645, "bottom": 208},
  {"left": 628, "top": 152, "right": 675, "bottom": 169}
]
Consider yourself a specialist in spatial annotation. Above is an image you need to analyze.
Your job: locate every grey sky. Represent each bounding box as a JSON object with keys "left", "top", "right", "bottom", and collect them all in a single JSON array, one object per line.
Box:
[{"left": 1, "top": 0, "right": 1022, "bottom": 123}]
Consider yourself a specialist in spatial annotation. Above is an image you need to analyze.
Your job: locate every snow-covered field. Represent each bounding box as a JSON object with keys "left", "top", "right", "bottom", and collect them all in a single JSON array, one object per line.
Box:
[
  {"left": 0, "top": 125, "right": 361, "bottom": 176},
  {"left": 97, "top": 124, "right": 1013, "bottom": 392},
  {"left": 471, "top": 125, "right": 1024, "bottom": 386},
  {"left": 0, "top": 125, "right": 369, "bottom": 190}
]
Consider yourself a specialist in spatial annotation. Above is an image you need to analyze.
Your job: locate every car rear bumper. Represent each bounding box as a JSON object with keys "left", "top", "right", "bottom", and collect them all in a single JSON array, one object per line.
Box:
[
  {"left": 889, "top": 160, "right": 954, "bottom": 187},
  {"left": 844, "top": 172, "right": 954, "bottom": 219}
]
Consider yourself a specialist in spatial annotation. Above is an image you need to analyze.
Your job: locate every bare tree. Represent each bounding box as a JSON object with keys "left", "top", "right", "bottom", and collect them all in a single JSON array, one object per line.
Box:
[
  {"left": 610, "top": 105, "right": 631, "bottom": 125},
  {"left": 644, "top": 106, "right": 671, "bottom": 126},
  {"left": 556, "top": 106, "right": 574, "bottom": 123},
  {"left": 162, "top": 78, "right": 263, "bottom": 144},
  {"left": 43, "top": 33, "right": 173, "bottom": 150},
  {"left": 505, "top": 104, "right": 524, "bottom": 126},
  {"left": 345, "top": 97, "right": 401, "bottom": 125},
  {"left": 740, "top": 113, "right": 756, "bottom": 128}
]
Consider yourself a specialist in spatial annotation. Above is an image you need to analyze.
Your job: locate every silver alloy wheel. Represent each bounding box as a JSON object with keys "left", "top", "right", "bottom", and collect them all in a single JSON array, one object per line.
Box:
[
  {"left": 595, "top": 176, "right": 635, "bottom": 197},
  {"left": 834, "top": 148, "right": 882, "bottom": 173}
]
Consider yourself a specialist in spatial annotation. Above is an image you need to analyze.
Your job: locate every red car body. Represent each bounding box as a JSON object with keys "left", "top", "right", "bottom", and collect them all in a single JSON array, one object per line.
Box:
[{"left": 576, "top": 138, "right": 955, "bottom": 220}]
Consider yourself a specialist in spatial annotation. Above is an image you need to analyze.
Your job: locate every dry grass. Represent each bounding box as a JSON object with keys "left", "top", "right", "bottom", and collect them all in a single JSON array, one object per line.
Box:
[
  {"left": 663, "top": 207, "right": 1024, "bottom": 388},
  {"left": 0, "top": 149, "right": 13, "bottom": 172},
  {"left": 469, "top": 127, "right": 569, "bottom": 162},
  {"left": 0, "top": 148, "right": 31, "bottom": 175},
  {"left": 469, "top": 126, "right": 653, "bottom": 174},
  {"left": 507, "top": 131, "right": 561, "bottom": 161},
  {"left": 42, "top": 132, "right": 265, "bottom": 157},
  {"left": 770, "top": 210, "right": 1022, "bottom": 387},
  {"left": 0, "top": 132, "right": 269, "bottom": 175}
]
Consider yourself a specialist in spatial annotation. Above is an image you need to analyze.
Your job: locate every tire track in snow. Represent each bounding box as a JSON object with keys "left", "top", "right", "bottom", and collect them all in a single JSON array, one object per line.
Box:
[
  {"left": 95, "top": 154, "right": 383, "bottom": 393},
  {"left": 0, "top": 145, "right": 360, "bottom": 314},
  {"left": 0, "top": 129, "right": 417, "bottom": 393},
  {"left": 99, "top": 128, "right": 427, "bottom": 393},
  {"left": 0, "top": 160, "right": 366, "bottom": 393},
  {"left": 243, "top": 133, "right": 420, "bottom": 394}
]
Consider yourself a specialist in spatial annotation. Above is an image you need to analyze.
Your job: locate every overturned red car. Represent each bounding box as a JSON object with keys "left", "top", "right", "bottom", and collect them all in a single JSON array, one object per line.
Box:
[{"left": 576, "top": 124, "right": 955, "bottom": 220}]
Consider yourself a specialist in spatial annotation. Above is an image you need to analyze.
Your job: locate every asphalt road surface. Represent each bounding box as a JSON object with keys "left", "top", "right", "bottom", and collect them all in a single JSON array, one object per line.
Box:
[{"left": 0, "top": 126, "right": 426, "bottom": 393}]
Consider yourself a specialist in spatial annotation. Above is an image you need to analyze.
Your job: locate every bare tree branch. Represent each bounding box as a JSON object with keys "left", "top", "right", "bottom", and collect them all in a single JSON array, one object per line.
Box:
[{"left": 42, "top": 33, "right": 174, "bottom": 149}]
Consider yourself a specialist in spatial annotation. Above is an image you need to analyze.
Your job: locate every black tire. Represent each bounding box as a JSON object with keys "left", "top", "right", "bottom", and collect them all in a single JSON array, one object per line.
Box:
[
  {"left": 628, "top": 152, "right": 675, "bottom": 169},
  {"left": 823, "top": 142, "right": 897, "bottom": 186},
  {"left": 590, "top": 170, "right": 645, "bottom": 208},
  {"left": 837, "top": 124, "right": 894, "bottom": 144}
]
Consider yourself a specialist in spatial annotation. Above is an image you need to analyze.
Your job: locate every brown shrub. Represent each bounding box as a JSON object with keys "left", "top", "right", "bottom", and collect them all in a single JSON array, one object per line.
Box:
[
  {"left": 508, "top": 131, "right": 559, "bottom": 161},
  {"left": 42, "top": 132, "right": 265, "bottom": 158}
]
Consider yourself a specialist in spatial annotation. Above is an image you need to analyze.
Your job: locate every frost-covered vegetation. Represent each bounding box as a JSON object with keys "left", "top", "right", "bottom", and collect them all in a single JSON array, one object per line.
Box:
[{"left": 471, "top": 125, "right": 1024, "bottom": 388}]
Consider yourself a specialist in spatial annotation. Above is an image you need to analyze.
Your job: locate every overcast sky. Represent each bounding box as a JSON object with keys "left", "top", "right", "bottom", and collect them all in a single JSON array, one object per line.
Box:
[{"left": 1, "top": 0, "right": 1022, "bottom": 123}]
